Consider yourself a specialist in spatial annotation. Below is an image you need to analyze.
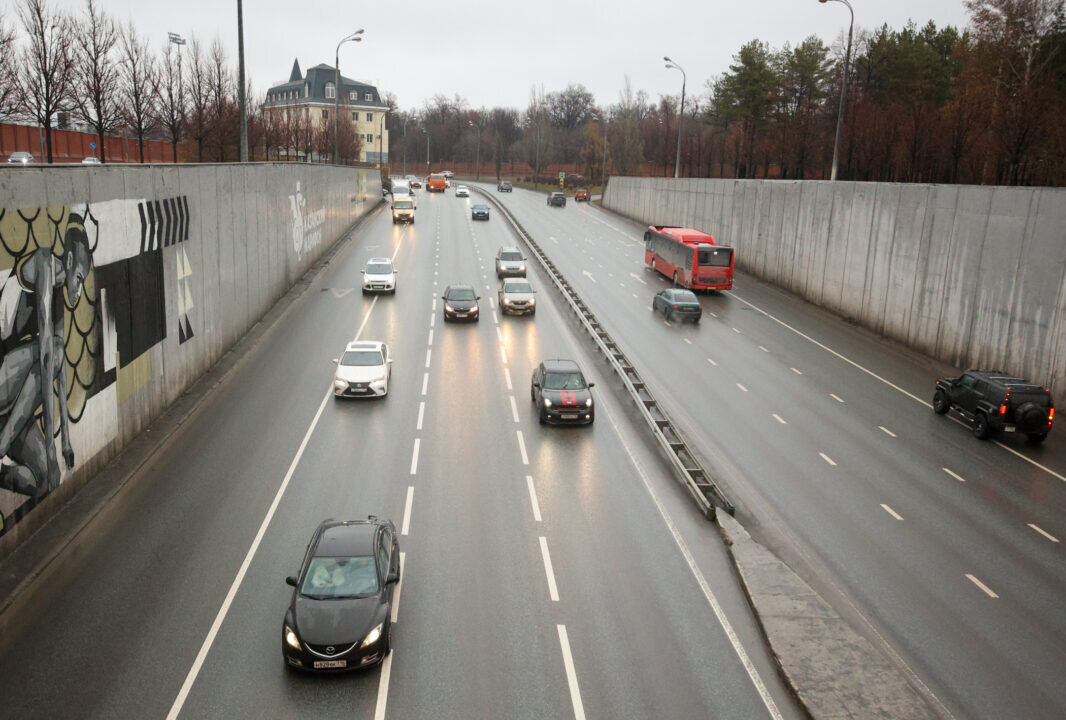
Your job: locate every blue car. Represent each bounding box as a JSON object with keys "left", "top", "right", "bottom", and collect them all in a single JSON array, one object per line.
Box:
[{"left": 471, "top": 204, "right": 490, "bottom": 221}]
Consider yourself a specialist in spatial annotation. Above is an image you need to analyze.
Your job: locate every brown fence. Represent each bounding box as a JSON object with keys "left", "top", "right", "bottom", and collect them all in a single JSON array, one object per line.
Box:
[{"left": 1, "top": 122, "right": 195, "bottom": 163}]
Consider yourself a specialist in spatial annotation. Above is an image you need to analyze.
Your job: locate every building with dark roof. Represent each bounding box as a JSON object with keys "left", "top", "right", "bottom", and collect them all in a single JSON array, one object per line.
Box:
[{"left": 264, "top": 59, "right": 389, "bottom": 163}]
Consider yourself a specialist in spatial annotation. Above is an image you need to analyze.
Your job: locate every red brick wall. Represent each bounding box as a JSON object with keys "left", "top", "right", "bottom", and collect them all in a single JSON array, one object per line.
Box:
[{"left": 1, "top": 122, "right": 195, "bottom": 163}]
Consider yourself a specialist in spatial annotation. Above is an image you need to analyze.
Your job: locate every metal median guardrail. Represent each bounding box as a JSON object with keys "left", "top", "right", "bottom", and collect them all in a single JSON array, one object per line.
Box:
[{"left": 473, "top": 187, "right": 735, "bottom": 518}]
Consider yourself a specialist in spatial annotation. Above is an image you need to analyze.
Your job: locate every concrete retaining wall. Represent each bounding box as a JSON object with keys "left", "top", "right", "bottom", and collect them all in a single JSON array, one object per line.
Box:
[
  {"left": 604, "top": 177, "right": 1066, "bottom": 404},
  {"left": 0, "top": 163, "right": 377, "bottom": 549}
]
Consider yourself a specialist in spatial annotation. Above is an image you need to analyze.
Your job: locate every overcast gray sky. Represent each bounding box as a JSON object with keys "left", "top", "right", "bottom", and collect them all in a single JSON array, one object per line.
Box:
[{"left": 47, "top": 0, "right": 972, "bottom": 110}]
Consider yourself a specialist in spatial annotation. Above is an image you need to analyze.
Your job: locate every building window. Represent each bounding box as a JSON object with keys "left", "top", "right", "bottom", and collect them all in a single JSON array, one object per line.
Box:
[
  {"left": 349, "top": 91, "right": 357, "bottom": 102},
  {"left": 352, "top": 111, "right": 357, "bottom": 121},
  {"left": 366, "top": 112, "right": 373, "bottom": 122},
  {"left": 365, "top": 92, "right": 373, "bottom": 101},
  {"left": 323, "top": 109, "right": 329, "bottom": 119},
  {"left": 366, "top": 133, "right": 373, "bottom": 142},
  {"left": 325, "top": 82, "right": 335, "bottom": 99}
]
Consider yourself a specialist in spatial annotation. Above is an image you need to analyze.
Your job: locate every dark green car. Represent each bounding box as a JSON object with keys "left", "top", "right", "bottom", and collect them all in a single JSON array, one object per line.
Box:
[{"left": 653, "top": 288, "right": 702, "bottom": 323}]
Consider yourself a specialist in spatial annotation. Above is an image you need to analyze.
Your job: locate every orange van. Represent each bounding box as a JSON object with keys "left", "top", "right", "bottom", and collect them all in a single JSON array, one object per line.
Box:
[{"left": 428, "top": 174, "right": 446, "bottom": 192}]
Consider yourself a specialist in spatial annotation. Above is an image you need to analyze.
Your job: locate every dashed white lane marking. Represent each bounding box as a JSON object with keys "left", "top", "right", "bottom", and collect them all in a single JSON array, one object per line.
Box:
[
  {"left": 489, "top": 296, "right": 496, "bottom": 309},
  {"left": 736, "top": 383, "right": 748, "bottom": 393},
  {"left": 965, "top": 574, "right": 999, "bottom": 598},
  {"left": 496, "top": 326, "right": 503, "bottom": 342},
  {"left": 421, "top": 373, "right": 429, "bottom": 396},
  {"left": 772, "top": 413, "right": 787, "bottom": 425},
  {"left": 430, "top": 313, "right": 435, "bottom": 328},
  {"left": 416, "top": 402, "right": 425, "bottom": 431},
  {"left": 401, "top": 486, "right": 415, "bottom": 535},
  {"left": 504, "top": 368, "right": 513, "bottom": 390},
  {"left": 510, "top": 396, "right": 520, "bottom": 423},
  {"left": 410, "top": 439, "right": 420, "bottom": 475},
  {"left": 539, "top": 537, "right": 560, "bottom": 602},
  {"left": 432, "top": 298, "right": 437, "bottom": 311},
  {"left": 790, "top": 367, "right": 803, "bottom": 375},
  {"left": 709, "top": 311, "right": 718, "bottom": 318},
  {"left": 516, "top": 430, "right": 529, "bottom": 465},
  {"left": 373, "top": 650, "right": 394, "bottom": 720},
  {"left": 759, "top": 345, "right": 769, "bottom": 353},
  {"left": 632, "top": 293, "right": 639, "bottom": 299},
  {"left": 500, "top": 345, "right": 508, "bottom": 364},
  {"left": 557, "top": 625, "right": 587, "bottom": 720},
  {"left": 881, "top": 504, "right": 904, "bottom": 521},
  {"left": 830, "top": 393, "right": 845, "bottom": 403},
  {"left": 683, "top": 338, "right": 692, "bottom": 345},
  {"left": 943, "top": 467, "right": 966, "bottom": 482},
  {"left": 732, "top": 327, "right": 741, "bottom": 334},
  {"left": 664, "top": 320, "right": 672, "bottom": 327},
  {"left": 526, "top": 475, "right": 542, "bottom": 522},
  {"left": 425, "top": 349, "right": 432, "bottom": 369},
  {"left": 1028, "top": 523, "right": 1060, "bottom": 542},
  {"left": 390, "top": 552, "right": 406, "bottom": 623},
  {"left": 820, "top": 452, "right": 837, "bottom": 466},
  {"left": 428, "top": 329, "right": 434, "bottom": 346},
  {"left": 707, "top": 358, "right": 717, "bottom": 367},
  {"left": 879, "top": 426, "right": 897, "bottom": 438}
]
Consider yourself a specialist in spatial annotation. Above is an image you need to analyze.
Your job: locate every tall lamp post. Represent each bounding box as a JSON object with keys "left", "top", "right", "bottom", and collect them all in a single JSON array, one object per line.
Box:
[
  {"left": 468, "top": 120, "right": 481, "bottom": 181},
  {"left": 379, "top": 112, "right": 386, "bottom": 168},
  {"left": 820, "top": 0, "right": 853, "bottom": 181},
  {"left": 334, "top": 29, "right": 364, "bottom": 164},
  {"left": 237, "top": 1, "right": 248, "bottom": 161},
  {"left": 590, "top": 113, "right": 608, "bottom": 189},
  {"left": 664, "top": 56, "right": 686, "bottom": 179},
  {"left": 167, "top": 32, "right": 186, "bottom": 163},
  {"left": 422, "top": 125, "right": 430, "bottom": 176},
  {"left": 402, "top": 115, "right": 409, "bottom": 175}
]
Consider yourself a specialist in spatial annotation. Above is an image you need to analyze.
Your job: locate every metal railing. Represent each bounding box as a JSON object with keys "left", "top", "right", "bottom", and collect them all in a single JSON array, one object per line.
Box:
[{"left": 473, "top": 186, "right": 734, "bottom": 518}]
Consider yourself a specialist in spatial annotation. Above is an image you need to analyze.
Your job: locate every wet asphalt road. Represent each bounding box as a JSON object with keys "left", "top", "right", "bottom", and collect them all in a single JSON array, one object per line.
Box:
[
  {"left": 479, "top": 184, "right": 1066, "bottom": 720},
  {"left": 0, "top": 189, "right": 804, "bottom": 719}
]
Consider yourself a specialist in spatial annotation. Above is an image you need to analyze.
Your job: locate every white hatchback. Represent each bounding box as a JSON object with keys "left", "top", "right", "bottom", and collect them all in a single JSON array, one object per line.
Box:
[
  {"left": 333, "top": 341, "right": 392, "bottom": 398},
  {"left": 362, "top": 258, "right": 396, "bottom": 294},
  {"left": 455, "top": 185, "right": 469, "bottom": 197}
]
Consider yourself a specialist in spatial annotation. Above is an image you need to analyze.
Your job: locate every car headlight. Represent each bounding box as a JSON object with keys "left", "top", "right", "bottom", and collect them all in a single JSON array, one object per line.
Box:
[
  {"left": 334, "top": 379, "right": 346, "bottom": 389},
  {"left": 585, "top": 398, "right": 593, "bottom": 407},
  {"left": 445, "top": 304, "right": 454, "bottom": 312},
  {"left": 529, "top": 297, "right": 536, "bottom": 305},
  {"left": 544, "top": 398, "right": 552, "bottom": 408},
  {"left": 502, "top": 297, "right": 513, "bottom": 305},
  {"left": 470, "top": 306, "right": 478, "bottom": 313},
  {"left": 370, "top": 378, "right": 386, "bottom": 387},
  {"left": 285, "top": 625, "right": 302, "bottom": 651},
  {"left": 361, "top": 623, "right": 383, "bottom": 648}
]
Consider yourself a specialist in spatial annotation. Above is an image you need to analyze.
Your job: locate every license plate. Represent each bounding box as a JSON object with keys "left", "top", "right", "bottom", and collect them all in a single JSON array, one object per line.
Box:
[
  {"left": 562, "top": 414, "right": 578, "bottom": 420},
  {"left": 1003, "top": 425, "right": 1016, "bottom": 432},
  {"left": 314, "top": 660, "right": 346, "bottom": 669},
  {"left": 455, "top": 312, "right": 467, "bottom": 317}
]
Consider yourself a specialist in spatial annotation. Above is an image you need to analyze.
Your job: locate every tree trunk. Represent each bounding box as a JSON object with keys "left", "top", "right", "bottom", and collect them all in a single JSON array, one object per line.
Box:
[
  {"left": 172, "top": 139, "right": 178, "bottom": 163},
  {"left": 97, "top": 128, "right": 107, "bottom": 163}
]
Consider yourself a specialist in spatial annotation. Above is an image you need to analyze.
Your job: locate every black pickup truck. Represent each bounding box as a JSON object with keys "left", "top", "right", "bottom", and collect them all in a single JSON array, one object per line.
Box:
[{"left": 933, "top": 370, "right": 1054, "bottom": 442}]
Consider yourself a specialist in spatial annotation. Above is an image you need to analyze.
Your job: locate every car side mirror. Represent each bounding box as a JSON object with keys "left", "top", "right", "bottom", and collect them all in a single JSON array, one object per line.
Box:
[
  {"left": 441, "top": 296, "right": 447, "bottom": 300},
  {"left": 360, "top": 270, "right": 365, "bottom": 273},
  {"left": 588, "top": 382, "right": 596, "bottom": 388},
  {"left": 332, "top": 358, "right": 339, "bottom": 364},
  {"left": 532, "top": 381, "right": 540, "bottom": 388},
  {"left": 386, "top": 570, "right": 400, "bottom": 585},
  {"left": 286, "top": 575, "right": 298, "bottom": 587},
  {"left": 477, "top": 296, "right": 481, "bottom": 300},
  {"left": 387, "top": 358, "right": 393, "bottom": 364}
]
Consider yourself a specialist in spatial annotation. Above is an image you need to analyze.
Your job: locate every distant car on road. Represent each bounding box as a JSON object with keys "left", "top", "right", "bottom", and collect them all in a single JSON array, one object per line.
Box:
[
  {"left": 547, "top": 192, "right": 566, "bottom": 207},
  {"left": 282, "top": 517, "right": 399, "bottom": 672},
  {"left": 531, "top": 359, "right": 595, "bottom": 425},
  {"left": 497, "top": 181, "right": 513, "bottom": 192},
  {"left": 442, "top": 285, "right": 480, "bottom": 322},
  {"left": 498, "top": 278, "right": 536, "bottom": 316},
  {"left": 652, "top": 288, "right": 702, "bottom": 324},
  {"left": 455, "top": 185, "right": 469, "bottom": 197},
  {"left": 332, "top": 341, "right": 393, "bottom": 398},
  {"left": 81, "top": 156, "right": 102, "bottom": 165},
  {"left": 361, "top": 258, "right": 396, "bottom": 294},
  {"left": 574, "top": 188, "right": 590, "bottom": 201},
  {"left": 495, "top": 246, "right": 526, "bottom": 278},
  {"left": 933, "top": 370, "right": 1054, "bottom": 442},
  {"left": 6, "top": 152, "right": 34, "bottom": 164},
  {"left": 442, "top": 170, "right": 454, "bottom": 179},
  {"left": 471, "top": 204, "right": 490, "bottom": 221},
  {"left": 405, "top": 174, "right": 421, "bottom": 189}
]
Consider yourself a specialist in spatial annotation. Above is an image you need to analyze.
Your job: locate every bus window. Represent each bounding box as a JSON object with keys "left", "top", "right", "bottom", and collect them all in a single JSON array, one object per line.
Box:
[{"left": 700, "top": 247, "right": 732, "bottom": 267}]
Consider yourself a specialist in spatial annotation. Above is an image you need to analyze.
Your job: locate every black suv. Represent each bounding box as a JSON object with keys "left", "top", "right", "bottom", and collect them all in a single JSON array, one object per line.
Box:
[
  {"left": 547, "top": 192, "right": 566, "bottom": 207},
  {"left": 933, "top": 370, "right": 1054, "bottom": 442}
]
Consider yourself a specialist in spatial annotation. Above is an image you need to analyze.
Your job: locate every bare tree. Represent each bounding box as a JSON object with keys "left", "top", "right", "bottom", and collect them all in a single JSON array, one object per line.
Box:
[
  {"left": 610, "top": 76, "right": 646, "bottom": 175},
  {"left": 156, "top": 39, "right": 186, "bottom": 162},
  {"left": 118, "top": 19, "right": 157, "bottom": 162},
  {"left": 185, "top": 36, "right": 210, "bottom": 161},
  {"left": 0, "top": 11, "right": 19, "bottom": 120},
  {"left": 16, "top": 0, "right": 75, "bottom": 162},
  {"left": 207, "top": 37, "right": 235, "bottom": 161},
  {"left": 72, "top": 0, "right": 119, "bottom": 162}
]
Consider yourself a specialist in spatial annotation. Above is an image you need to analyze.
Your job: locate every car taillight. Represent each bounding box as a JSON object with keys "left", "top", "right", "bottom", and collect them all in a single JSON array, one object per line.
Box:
[
  {"left": 1050, "top": 408, "right": 1055, "bottom": 423},
  {"left": 672, "top": 304, "right": 679, "bottom": 310},
  {"left": 1000, "top": 404, "right": 1008, "bottom": 415}
]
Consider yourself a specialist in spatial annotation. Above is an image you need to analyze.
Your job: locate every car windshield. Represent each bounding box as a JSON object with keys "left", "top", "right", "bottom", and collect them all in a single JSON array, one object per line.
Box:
[
  {"left": 340, "top": 350, "right": 384, "bottom": 366},
  {"left": 505, "top": 282, "right": 532, "bottom": 293},
  {"left": 501, "top": 252, "right": 522, "bottom": 261},
  {"left": 447, "top": 288, "right": 476, "bottom": 301},
  {"left": 300, "top": 556, "right": 379, "bottom": 599},
  {"left": 474, "top": 205, "right": 488, "bottom": 211},
  {"left": 393, "top": 200, "right": 413, "bottom": 209},
  {"left": 543, "top": 371, "right": 586, "bottom": 390},
  {"left": 366, "top": 263, "right": 392, "bottom": 275},
  {"left": 674, "top": 290, "right": 699, "bottom": 303}
]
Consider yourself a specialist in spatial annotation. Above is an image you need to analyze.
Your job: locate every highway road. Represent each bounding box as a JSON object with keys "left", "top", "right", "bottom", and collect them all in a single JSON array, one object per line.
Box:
[
  {"left": 0, "top": 189, "right": 805, "bottom": 719},
  {"left": 479, "top": 183, "right": 1066, "bottom": 720}
]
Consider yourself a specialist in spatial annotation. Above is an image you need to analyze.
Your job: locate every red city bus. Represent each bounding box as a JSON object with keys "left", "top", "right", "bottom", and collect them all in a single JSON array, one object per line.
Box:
[{"left": 643, "top": 226, "right": 734, "bottom": 291}]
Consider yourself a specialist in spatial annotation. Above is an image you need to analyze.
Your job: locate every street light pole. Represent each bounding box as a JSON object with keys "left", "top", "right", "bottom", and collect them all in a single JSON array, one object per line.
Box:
[
  {"left": 665, "top": 56, "right": 686, "bottom": 179},
  {"left": 423, "top": 125, "right": 429, "bottom": 176},
  {"left": 402, "top": 116, "right": 408, "bottom": 175},
  {"left": 820, "top": 0, "right": 854, "bottom": 181},
  {"left": 379, "top": 112, "right": 385, "bottom": 168},
  {"left": 468, "top": 120, "right": 481, "bottom": 181},
  {"left": 168, "top": 32, "right": 186, "bottom": 163},
  {"left": 237, "top": 0, "right": 248, "bottom": 161},
  {"left": 334, "top": 30, "right": 364, "bottom": 165}
]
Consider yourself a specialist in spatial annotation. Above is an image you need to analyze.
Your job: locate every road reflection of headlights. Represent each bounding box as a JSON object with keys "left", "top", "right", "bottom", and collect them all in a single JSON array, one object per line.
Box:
[
  {"left": 544, "top": 398, "right": 552, "bottom": 408},
  {"left": 285, "top": 626, "right": 301, "bottom": 651},
  {"left": 361, "top": 623, "right": 383, "bottom": 648}
]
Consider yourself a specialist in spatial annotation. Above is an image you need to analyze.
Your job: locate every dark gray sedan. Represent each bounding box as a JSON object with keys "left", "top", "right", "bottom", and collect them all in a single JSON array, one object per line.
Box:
[{"left": 653, "top": 288, "right": 702, "bottom": 323}]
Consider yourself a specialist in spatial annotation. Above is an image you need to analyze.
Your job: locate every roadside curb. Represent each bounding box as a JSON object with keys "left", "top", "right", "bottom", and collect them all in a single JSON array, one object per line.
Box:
[{"left": 0, "top": 203, "right": 383, "bottom": 643}]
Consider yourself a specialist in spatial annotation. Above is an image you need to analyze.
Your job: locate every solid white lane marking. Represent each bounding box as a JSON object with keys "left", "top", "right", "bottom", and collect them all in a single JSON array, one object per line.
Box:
[
  {"left": 496, "top": 326, "right": 503, "bottom": 342},
  {"left": 373, "top": 651, "right": 394, "bottom": 720},
  {"left": 510, "top": 395, "right": 520, "bottom": 423},
  {"left": 557, "top": 625, "right": 587, "bottom": 720},
  {"left": 500, "top": 345, "right": 508, "bottom": 364},
  {"left": 943, "top": 467, "right": 966, "bottom": 482},
  {"left": 416, "top": 402, "right": 425, "bottom": 431},
  {"left": 410, "top": 439, "right": 420, "bottom": 475},
  {"left": 772, "top": 413, "right": 787, "bottom": 425},
  {"left": 401, "top": 486, "right": 414, "bottom": 535},
  {"left": 427, "top": 329, "right": 434, "bottom": 346},
  {"left": 736, "top": 383, "right": 748, "bottom": 393},
  {"left": 820, "top": 452, "right": 837, "bottom": 466},
  {"left": 830, "top": 393, "right": 845, "bottom": 403},
  {"left": 421, "top": 373, "right": 429, "bottom": 396},
  {"left": 732, "top": 327, "right": 741, "bottom": 334},
  {"left": 504, "top": 368, "right": 513, "bottom": 390},
  {"left": 390, "top": 552, "right": 406, "bottom": 623},
  {"left": 526, "top": 475, "right": 542, "bottom": 522},
  {"left": 879, "top": 426, "right": 897, "bottom": 438},
  {"left": 707, "top": 358, "right": 717, "bottom": 367},
  {"left": 516, "top": 430, "right": 529, "bottom": 465},
  {"left": 966, "top": 574, "right": 998, "bottom": 598},
  {"left": 881, "top": 504, "right": 904, "bottom": 521},
  {"left": 759, "top": 345, "right": 769, "bottom": 353},
  {"left": 790, "top": 367, "right": 803, "bottom": 375},
  {"left": 539, "top": 537, "right": 560, "bottom": 602},
  {"left": 1028, "top": 523, "right": 1060, "bottom": 542},
  {"left": 425, "top": 349, "right": 432, "bottom": 369}
]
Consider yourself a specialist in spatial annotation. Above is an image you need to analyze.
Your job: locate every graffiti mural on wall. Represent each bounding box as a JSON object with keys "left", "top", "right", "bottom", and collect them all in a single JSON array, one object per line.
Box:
[
  {"left": 0, "top": 195, "right": 193, "bottom": 536},
  {"left": 289, "top": 182, "right": 326, "bottom": 258}
]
